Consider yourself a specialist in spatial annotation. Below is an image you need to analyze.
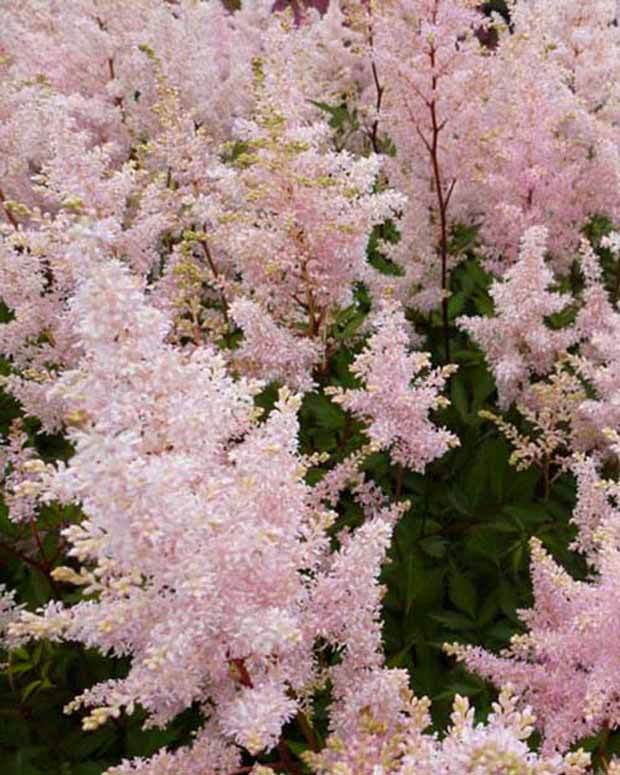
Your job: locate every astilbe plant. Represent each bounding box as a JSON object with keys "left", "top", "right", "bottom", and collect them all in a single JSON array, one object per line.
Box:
[
  {"left": 2, "top": 0, "right": 620, "bottom": 773},
  {"left": 446, "top": 229, "right": 620, "bottom": 754},
  {"left": 451, "top": 229, "right": 620, "bottom": 759},
  {"left": 355, "top": 0, "right": 620, "bottom": 308},
  {"left": 462, "top": 235, "right": 620, "bottom": 472},
  {"left": 307, "top": 685, "right": 591, "bottom": 774}
]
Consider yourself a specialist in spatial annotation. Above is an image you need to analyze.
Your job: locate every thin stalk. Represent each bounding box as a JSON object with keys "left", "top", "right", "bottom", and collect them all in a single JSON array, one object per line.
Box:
[
  {"left": 199, "top": 234, "right": 231, "bottom": 330},
  {"left": 0, "top": 187, "right": 18, "bottom": 229},
  {"left": 0, "top": 540, "right": 60, "bottom": 596},
  {"left": 612, "top": 258, "right": 620, "bottom": 306},
  {"left": 295, "top": 708, "right": 320, "bottom": 752},
  {"left": 107, "top": 57, "right": 126, "bottom": 119},
  {"left": 427, "top": 31, "right": 456, "bottom": 363},
  {"left": 542, "top": 458, "right": 551, "bottom": 501},
  {"left": 229, "top": 659, "right": 312, "bottom": 773},
  {"left": 395, "top": 463, "right": 405, "bottom": 499}
]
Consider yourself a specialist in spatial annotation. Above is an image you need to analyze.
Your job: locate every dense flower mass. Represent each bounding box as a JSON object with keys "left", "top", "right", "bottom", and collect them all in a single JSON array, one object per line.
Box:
[{"left": 2, "top": 0, "right": 620, "bottom": 773}]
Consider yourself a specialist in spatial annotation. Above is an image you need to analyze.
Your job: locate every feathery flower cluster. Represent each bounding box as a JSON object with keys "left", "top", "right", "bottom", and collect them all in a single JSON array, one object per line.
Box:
[
  {"left": 478, "top": 364, "right": 587, "bottom": 482},
  {"left": 306, "top": 684, "right": 590, "bottom": 774},
  {"left": 459, "top": 227, "right": 575, "bottom": 408},
  {"left": 370, "top": 0, "right": 486, "bottom": 309},
  {"left": 450, "top": 497, "right": 620, "bottom": 754},
  {"left": 0, "top": 584, "right": 21, "bottom": 649},
  {"left": 329, "top": 301, "right": 458, "bottom": 471},
  {"left": 450, "top": 363, "right": 620, "bottom": 754}
]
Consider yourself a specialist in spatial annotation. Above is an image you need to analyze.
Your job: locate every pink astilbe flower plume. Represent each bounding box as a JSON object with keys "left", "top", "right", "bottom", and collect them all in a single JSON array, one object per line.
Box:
[
  {"left": 329, "top": 300, "right": 458, "bottom": 471},
  {"left": 369, "top": 0, "right": 488, "bottom": 311},
  {"left": 306, "top": 681, "right": 591, "bottom": 774},
  {"left": 8, "top": 260, "right": 451, "bottom": 771},
  {"left": 570, "top": 243, "right": 620, "bottom": 448},
  {"left": 459, "top": 226, "right": 576, "bottom": 408},
  {"left": 205, "top": 78, "right": 405, "bottom": 389},
  {"left": 450, "top": 462, "right": 620, "bottom": 754},
  {"left": 509, "top": 0, "right": 620, "bottom": 123},
  {"left": 473, "top": 30, "right": 620, "bottom": 269},
  {"left": 10, "top": 261, "right": 314, "bottom": 757}
]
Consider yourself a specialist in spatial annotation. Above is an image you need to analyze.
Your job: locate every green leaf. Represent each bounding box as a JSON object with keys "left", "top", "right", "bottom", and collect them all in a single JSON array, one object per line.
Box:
[
  {"left": 126, "top": 724, "right": 180, "bottom": 758},
  {"left": 303, "top": 393, "right": 346, "bottom": 431},
  {"left": 431, "top": 611, "right": 477, "bottom": 630},
  {"left": 21, "top": 680, "right": 42, "bottom": 702},
  {"left": 387, "top": 637, "right": 417, "bottom": 668},
  {"left": 7, "top": 662, "right": 34, "bottom": 676},
  {"left": 469, "top": 365, "right": 496, "bottom": 411},
  {"left": 499, "top": 580, "right": 521, "bottom": 622},
  {"left": 419, "top": 535, "right": 448, "bottom": 559},
  {"left": 447, "top": 292, "right": 466, "bottom": 320},
  {"left": 477, "top": 591, "right": 499, "bottom": 627},
  {"left": 450, "top": 375, "right": 469, "bottom": 421},
  {"left": 435, "top": 679, "right": 484, "bottom": 701},
  {"left": 69, "top": 726, "right": 117, "bottom": 759},
  {"left": 449, "top": 572, "right": 478, "bottom": 618},
  {"left": 72, "top": 764, "right": 107, "bottom": 775}
]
